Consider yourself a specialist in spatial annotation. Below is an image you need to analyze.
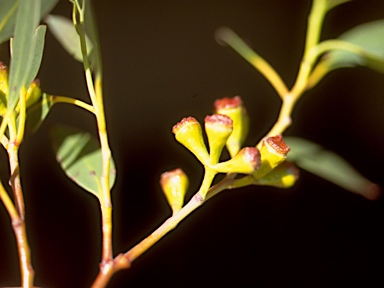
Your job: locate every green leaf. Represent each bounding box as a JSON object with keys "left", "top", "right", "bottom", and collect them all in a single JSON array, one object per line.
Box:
[
  {"left": 7, "top": 0, "right": 46, "bottom": 114},
  {"left": 285, "top": 137, "right": 380, "bottom": 200},
  {"left": 45, "top": 14, "right": 94, "bottom": 63},
  {"left": 0, "top": 0, "right": 58, "bottom": 45},
  {"left": 324, "top": 19, "right": 384, "bottom": 73},
  {"left": 51, "top": 124, "right": 116, "bottom": 198},
  {"left": 26, "top": 25, "right": 47, "bottom": 87},
  {"left": 0, "top": 0, "right": 19, "bottom": 45},
  {"left": 24, "top": 92, "right": 54, "bottom": 135},
  {"left": 84, "top": 0, "right": 102, "bottom": 76}
]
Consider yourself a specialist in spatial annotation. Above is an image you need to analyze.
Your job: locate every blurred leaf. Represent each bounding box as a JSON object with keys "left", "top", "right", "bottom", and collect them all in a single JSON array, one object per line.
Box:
[
  {"left": 45, "top": 14, "right": 94, "bottom": 63},
  {"left": 0, "top": 0, "right": 19, "bottom": 45},
  {"left": 285, "top": 137, "right": 380, "bottom": 200},
  {"left": 84, "top": 0, "right": 102, "bottom": 75},
  {"left": 324, "top": 0, "right": 351, "bottom": 12},
  {"left": 51, "top": 124, "right": 116, "bottom": 198},
  {"left": 0, "top": 0, "right": 58, "bottom": 45},
  {"left": 324, "top": 19, "right": 384, "bottom": 73},
  {"left": 7, "top": 0, "right": 46, "bottom": 114},
  {"left": 26, "top": 25, "right": 46, "bottom": 87},
  {"left": 24, "top": 92, "right": 54, "bottom": 135}
]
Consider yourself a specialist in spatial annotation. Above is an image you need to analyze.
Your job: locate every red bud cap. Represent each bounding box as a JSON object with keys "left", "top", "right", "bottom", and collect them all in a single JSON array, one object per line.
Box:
[
  {"left": 253, "top": 135, "right": 290, "bottom": 179},
  {"left": 214, "top": 95, "right": 243, "bottom": 110},
  {"left": 265, "top": 135, "right": 290, "bottom": 155}
]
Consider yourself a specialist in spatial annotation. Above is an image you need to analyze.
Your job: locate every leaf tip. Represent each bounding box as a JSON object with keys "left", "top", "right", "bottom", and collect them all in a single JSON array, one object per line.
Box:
[{"left": 362, "top": 183, "right": 381, "bottom": 201}]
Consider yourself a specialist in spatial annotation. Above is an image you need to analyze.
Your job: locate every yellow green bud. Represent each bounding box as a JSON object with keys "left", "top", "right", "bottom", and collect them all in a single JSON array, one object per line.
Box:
[
  {"left": 255, "top": 161, "right": 299, "bottom": 188},
  {"left": 253, "top": 135, "right": 290, "bottom": 179},
  {"left": 25, "top": 79, "right": 42, "bottom": 108},
  {"left": 172, "top": 117, "right": 210, "bottom": 165},
  {"left": 15, "top": 79, "right": 42, "bottom": 113},
  {"left": 212, "top": 147, "right": 260, "bottom": 174},
  {"left": 160, "top": 168, "right": 189, "bottom": 214},
  {"left": 0, "top": 62, "right": 9, "bottom": 116},
  {"left": 204, "top": 114, "right": 233, "bottom": 164},
  {"left": 214, "top": 96, "right": 249, "bottom": 158}
]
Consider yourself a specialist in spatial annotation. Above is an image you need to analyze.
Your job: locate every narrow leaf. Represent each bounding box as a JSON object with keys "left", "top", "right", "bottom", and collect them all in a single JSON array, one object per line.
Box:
[
  {"left": 51, "top": 124, "right": 116, "bottom": 198},
  {"left": 0, "top": 0, "right": 58, "bottom": 45},
  {"left": 323, "top": 19, "right": 384, "bottom": 73},
  {"left": 45, "top": 14, "right": 93, "bottom": 63},
  {"left": 84, "top": 0, "right": 102, "bottom": 75},
  {"left": 26, "top": 25, "right": 47, "bottom": 87},
  {"left": 0, "top": 0, "right": 19, "bottom": 45},
  {"left": 7, "top": 0, "right": 42, "bottom": 112},
  {"left": 285, "top": 137, "right": 380, "bottom": 200}
]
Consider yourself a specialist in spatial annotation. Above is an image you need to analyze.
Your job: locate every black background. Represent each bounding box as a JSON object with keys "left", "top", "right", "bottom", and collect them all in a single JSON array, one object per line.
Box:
[{"left": 1, "top": 0, "right": 384, "bottom": 287}]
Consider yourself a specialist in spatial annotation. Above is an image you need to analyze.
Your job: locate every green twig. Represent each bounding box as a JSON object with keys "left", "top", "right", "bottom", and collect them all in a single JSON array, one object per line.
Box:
[
  {"left": 71, "top": 0, "right": 114, "bottom": 269},
  {"left": 215, "top": 27, "right": 289, "bottom": 99}
]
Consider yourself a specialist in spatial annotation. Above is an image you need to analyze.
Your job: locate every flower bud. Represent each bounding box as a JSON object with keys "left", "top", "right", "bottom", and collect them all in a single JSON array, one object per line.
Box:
[
  {"left": 204, "top": 114, "right": 233, "bottom": 164},
  {"left": 25, "top": 79, "right": 42, "bottom": 108},
  {"left": 212, "top": 147, "right": 260, "bottom": 174},
  {"left": 214, "top": 96, "right": 249, "bottom": 158},
  {"left": 255, "top": 161, "right": 299, "bottom": 188},
  {"left": 15, "top": 79, "right": 42, "bottom": 113},
  {"left": 160, "top": 168, "right": 189, "bottom": 214},
  {"left": 172, "top": 117, "right": 210, "bottom": 165},
  {"left": 253, "top": 135, "right": 290, "bottom": 179},
  {"left": 0, "top": 62, "right": 9, "bottom": 116}
]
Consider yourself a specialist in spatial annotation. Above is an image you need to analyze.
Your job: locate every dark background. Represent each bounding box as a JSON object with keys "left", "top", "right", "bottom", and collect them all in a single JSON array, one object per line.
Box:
[{"left": 1, "top": 0, "right": 384, "bottom": 287}]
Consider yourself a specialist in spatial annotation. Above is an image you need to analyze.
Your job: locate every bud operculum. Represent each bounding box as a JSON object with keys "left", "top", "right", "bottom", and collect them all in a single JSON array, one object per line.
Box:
[
  {"left": 214, "top": 96, "right": 249, "bottom": 158},
  {"left": 160, "top": 168, "right": 189, "bottom": 214},
  {"left": 172, "top": 117, "right": 210, "bottom": 165},
  {"left": 204, "top": 114, "right": 233, "bottom": 164},
  {"left": 253, "top": 135, "right": 290, "bottom": 179}
]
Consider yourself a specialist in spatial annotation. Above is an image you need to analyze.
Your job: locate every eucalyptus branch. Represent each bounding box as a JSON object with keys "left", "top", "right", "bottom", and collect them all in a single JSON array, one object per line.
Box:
[
  {"left": 71, "top": 0, "right": 114, "bottom": 266},
  {"left": 0, "top": 178, "right": 34, "bottom": 287}
]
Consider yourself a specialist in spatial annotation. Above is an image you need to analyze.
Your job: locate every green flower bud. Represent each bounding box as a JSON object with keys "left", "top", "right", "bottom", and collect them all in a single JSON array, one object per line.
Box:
[
  {"left": 212, "top": 147, "right": 260, "bottom": 174},
  {"left": 172, "top": 117, "right": 210, "bottom": 165},
  {"left": 253, "top": 135, "right": 290, "bottom": 179},
  {"left": 255, "top": 161, "right": 299, "bottom": 188},
  {"left": 0, "top": 62, "right": 42, "bottom": 115},
  {"left": 15, "top": 79, "right": 42, "bottom": 113},
  {"left": 204, "top": 114, "right": 233, "bottom": 164},
  {"left": 160, "top": 168, "right": 189, "bottom": 214},
  {"left": 0, "top": 62, "right": 9, "bottom": 116},
  {"left": 214, "top": 96, "right": 249, "bottom": 158},
  {"left": 25, "top": 79, "right": 42, "bottom": 108}
]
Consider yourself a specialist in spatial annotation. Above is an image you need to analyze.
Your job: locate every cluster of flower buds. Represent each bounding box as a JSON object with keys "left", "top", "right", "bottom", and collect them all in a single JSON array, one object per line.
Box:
[
  {"left": 161, "top": 96, "right": 299, "bottom": 212},
  {"left": 172, "top": 96, "right": 253, "bottom": 169},
  {"left": 0, "top": 61, "right": 42, "bottom": 116}
]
